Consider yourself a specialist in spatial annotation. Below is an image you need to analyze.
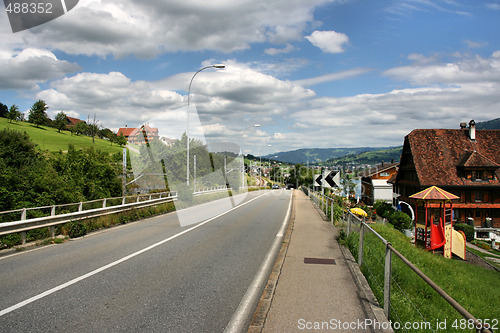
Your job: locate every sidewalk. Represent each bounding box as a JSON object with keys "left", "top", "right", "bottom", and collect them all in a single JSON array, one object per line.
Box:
[{"left": 249, "top": 190, "right": 392, "bottom": 333}]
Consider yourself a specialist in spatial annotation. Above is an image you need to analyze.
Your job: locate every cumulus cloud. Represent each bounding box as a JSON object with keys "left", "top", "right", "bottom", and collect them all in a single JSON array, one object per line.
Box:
[
  {"left": 37, "top": 71, "right": 185, "bottom": 128},
  {"left": 264, "top": 44, "right": 295, "bottom": 56},
  {"left": 383, "top": 51, "right": 500, "bottom": 85},
  {"left": 18, "top": 0, "right": 337, "bottom": 58},
  {"left": 305, "top": 30, "right": 349, "bottom": 54},
  {"left": 0, "top": 48, "right": 80, "bottom": 89},
  {"left": 34, "top": 60, "right": 315, "bottom": 135}
]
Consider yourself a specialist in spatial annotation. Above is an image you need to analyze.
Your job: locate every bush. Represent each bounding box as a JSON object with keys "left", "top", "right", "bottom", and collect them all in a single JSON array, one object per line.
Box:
[
  {"left": 454, "top": 223, "right": 475, "bottom": 242},
  {"left": 389, "top": 210, "right": 413, "bottom": 232},
  {"left": 373, "top": 199, "right": 394, "bottom": 218},
  {"left": 67, "top": 221, "right": 87, "bottom": 238}
]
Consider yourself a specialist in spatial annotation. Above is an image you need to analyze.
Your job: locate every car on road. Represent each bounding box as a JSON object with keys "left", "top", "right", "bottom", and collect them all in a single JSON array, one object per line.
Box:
[{"left": 272, "top": 184, "right": 279, "bottom": 189}]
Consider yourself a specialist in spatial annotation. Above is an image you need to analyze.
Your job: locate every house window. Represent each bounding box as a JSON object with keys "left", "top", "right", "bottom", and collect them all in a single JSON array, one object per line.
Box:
[{"left": 475, "top": 191, "right": 484, "bottom": 202}]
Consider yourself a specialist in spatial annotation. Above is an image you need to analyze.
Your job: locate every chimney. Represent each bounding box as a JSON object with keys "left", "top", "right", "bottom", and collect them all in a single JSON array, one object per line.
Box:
[
  {"left": 460, "top": 122, "right": 467, "bottom": 129},
  {"left": 468, "top": 120, "right": 476, "bottom": 141}
]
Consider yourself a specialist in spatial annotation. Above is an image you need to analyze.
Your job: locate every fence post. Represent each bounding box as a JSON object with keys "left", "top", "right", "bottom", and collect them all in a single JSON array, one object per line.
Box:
[
  {"left": 78, "top": 202, "right": 83, "bottom": 212},
  {"left": 330, "top": 200, "right": 334, "bottom": 223},
  {"left": 358, "top": 223, "right": 365, "bottom": 266},
  {"left": 122, "top": 197, "right": 126, "bottom": 205},
  {"left": 21, "top": 208, "right": 26, "bottom": 221},
  {"left": 347, "top": 213, "right": 351, "bottom": 235},
  {"left": 384, "top": 243, "right": 392, "bottom": 320}
]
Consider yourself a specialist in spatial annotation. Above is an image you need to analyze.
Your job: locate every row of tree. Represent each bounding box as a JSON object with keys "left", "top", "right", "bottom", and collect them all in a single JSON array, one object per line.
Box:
[
  {"left": 0, "top": 128, "right": 123, "bottom": 212},
  {"left": 0, "top": 100, "right": 127, "bottom": 145}
]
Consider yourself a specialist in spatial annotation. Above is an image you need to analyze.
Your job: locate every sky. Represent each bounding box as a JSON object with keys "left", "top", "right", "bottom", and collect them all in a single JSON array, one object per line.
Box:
[{"left": 0, "top": 0, "right": 499, "bottom": 155}]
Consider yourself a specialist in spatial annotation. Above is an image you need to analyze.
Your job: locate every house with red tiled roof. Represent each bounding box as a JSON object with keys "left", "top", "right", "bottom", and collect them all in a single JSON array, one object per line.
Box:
[
  {"left": 392, "top": 120, "right": 500, "bottom": 229},
  {"left": 359, "top": 162, "right": 399, "bottom": 205},
  {"left": 117, "top": 125, "right": 159, "bottom": 144},
  {"left": 65, "top": 116, "right": 85, "bottom": 128}
]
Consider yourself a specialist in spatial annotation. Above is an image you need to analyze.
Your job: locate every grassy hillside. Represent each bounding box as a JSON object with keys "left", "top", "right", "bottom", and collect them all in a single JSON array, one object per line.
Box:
[{"left": 0, "top": 118, "right": 123, "bottom": 154}]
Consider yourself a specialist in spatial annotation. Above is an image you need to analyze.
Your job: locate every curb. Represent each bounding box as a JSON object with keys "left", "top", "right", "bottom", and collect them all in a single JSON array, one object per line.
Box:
[
  {"left": 247, "top": 190, "right": 296, "bottom": 333},
  {"left": 340, "top": 244, "right": 394, "bottom": 333}
]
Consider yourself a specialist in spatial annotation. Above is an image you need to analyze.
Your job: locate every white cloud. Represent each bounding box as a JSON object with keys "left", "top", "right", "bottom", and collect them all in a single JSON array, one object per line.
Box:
[
  {"left": 486, "top": 3, "right": 500, "bottom": 10},
  {"left": 264, "top": 44, "right": 295, "bottom": 56},
  {"left": 294, "top": 68, "right": 371, "bottom": 86},
  {"left": 16, "top": 0, "right": 339, "bottom": 58},
  {"left": 383, "top": 51, "right": 500, "bottom": 85},
  {"left": 305, "top": 30, "right": 349, "bottom": 54},
  {"left": 0, "top": 48, "right": 80, "bottom": 89}
]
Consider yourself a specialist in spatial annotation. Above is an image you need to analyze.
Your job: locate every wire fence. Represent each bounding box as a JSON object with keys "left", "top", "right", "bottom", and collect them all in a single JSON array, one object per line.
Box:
[{"left": 305, "top": 188, "right": 494, "bottom": 333}]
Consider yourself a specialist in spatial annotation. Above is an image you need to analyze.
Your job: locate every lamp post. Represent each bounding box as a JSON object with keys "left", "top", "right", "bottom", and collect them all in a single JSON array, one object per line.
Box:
[{"left": 186, "top": 64, "right": 225, "bottom": 185}]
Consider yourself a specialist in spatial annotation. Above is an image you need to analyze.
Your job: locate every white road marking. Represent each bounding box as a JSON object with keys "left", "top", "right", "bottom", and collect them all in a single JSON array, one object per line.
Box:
[
  {"left": 0, "top": 191, "right": 271, "bottom": 317},
  {"left": 224, "top": 190, "right": 293, "bottom": 333}
]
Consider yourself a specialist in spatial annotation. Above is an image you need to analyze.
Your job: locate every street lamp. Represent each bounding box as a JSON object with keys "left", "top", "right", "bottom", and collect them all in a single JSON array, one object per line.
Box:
[{"left": 186, "top": 64, "right": 225, "bottom": 185}]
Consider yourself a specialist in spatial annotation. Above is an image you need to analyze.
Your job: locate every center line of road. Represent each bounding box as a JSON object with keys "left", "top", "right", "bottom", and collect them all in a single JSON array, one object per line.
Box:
[{"left": 0, "top": 191, "right": 271, "bottom": 318}]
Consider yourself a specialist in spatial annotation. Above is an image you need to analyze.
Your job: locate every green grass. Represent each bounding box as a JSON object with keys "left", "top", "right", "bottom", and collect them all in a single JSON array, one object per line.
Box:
[
  {"left": 341, "top": 223, "right": 500, "bottom": 332},
  {"left": 0, "top": 118, "right": 123, "bottom": 154}
]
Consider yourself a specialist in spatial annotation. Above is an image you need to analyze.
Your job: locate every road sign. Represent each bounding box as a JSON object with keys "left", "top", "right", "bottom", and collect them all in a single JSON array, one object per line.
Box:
[
  {"left": 323, "top": 170, "right": 340, "bottom": 188},
  {"left": 314, "top": 174, "right": 323, "bottom": 186}
]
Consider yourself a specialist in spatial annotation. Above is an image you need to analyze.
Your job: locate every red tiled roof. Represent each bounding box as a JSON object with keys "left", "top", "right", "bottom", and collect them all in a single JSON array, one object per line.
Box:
[
  {"left": 406, "top": 128, "right": 500, "bottom": 186},
  {"left": 117, "top": 128, "right": 136, "bottom": 136},
  {"left": 66, "top": 116, "right": 84, "bottom": 126}
]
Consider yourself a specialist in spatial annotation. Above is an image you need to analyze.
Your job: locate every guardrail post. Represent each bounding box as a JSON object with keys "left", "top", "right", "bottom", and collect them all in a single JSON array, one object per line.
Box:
[
  {"left": 20, "top": 208, "right": 27, "bottom": 245},
  {"left": 137, "top": 195, "right": 140, "bottom": 203},
  {"left": 384, "top": 243, "right": 392, "bottom": 320},
  {"left": 78, "top": 202, "right": 83, "bottom": 212},
  {"left": 347, "top": 213, "right": 351, "bottom": 235},
  {"left": 122, "top": 197, "right": 126, "bottom": 205},
  {"left": 358, "top": 222, "right": 365, "bottom": 266},
  {"left": 102, "top": 199, "right": 106, "bottom": 208},
  {"left": 50, "top": 226, "right": 55, "bottom": 238}
]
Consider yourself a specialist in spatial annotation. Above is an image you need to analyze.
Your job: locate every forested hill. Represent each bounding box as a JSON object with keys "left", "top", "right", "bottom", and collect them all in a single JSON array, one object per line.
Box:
[
  {"left": 263, "top": 147, "right": 399, "bottom": 164},
  {"left": 476, "top": 118, "right": 500, "bottom": 129},
  {"left": 320, "top": 146, "right": 403, "bottom": 166}
]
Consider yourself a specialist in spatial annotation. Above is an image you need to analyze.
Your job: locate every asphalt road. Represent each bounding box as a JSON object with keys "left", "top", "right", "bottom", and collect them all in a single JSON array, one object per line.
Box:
[{"left": 0, "top": 189, "right": 292, "bottom": 332}]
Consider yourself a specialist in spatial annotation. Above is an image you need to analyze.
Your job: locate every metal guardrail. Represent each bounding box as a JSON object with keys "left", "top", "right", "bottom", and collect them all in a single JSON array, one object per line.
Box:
[
  {"left": 0, "top": 186, "right": 231, "bottom": 245},
  {"left": 306, "top": 189, "right": 493, "bottom": 333}
]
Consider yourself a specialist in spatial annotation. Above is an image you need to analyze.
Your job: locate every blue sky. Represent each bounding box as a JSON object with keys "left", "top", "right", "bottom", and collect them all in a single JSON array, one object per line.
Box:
[{"left": 1, "top": 0, "right": 499, "bottom": 155}]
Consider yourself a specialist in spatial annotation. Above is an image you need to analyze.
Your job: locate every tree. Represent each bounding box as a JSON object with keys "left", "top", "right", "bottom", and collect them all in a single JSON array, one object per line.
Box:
[
  {"left": 116, "top": 133, "right": 127, "bottom": 146},
  {"left": 54, "top": 112, "right": 67, "bottom": 133},
  {"left": 7, "top": 105, "right": 21, "bottom": 123},
  {"left": 28, "top": 100, "right": 49, "bottom": 128},
  {"left": 74, "top": 121, "right": 88, "bottom": 135},
  {"left": 0, "top": 103, "right": 8, "bottom": 118}
]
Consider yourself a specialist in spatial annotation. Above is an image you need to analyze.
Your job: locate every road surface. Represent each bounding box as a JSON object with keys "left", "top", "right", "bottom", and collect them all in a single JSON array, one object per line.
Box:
[{"left": 0, "top": 189, "right": 292, "bottom": 332}]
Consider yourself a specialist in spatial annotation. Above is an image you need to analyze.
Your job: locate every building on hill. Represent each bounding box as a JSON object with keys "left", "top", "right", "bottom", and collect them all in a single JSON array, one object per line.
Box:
[
  {"left": 117, "top": 125, "right": 159, "bottom": 144},
  {"left": 359, "top": 161, "right": 399, "bottom": 205},
  {"left": 392, "top": 120, "right": 500, "bottom": 229},
  {"left": 65, "top": 116, "right": 85, "bottom": 128}
]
